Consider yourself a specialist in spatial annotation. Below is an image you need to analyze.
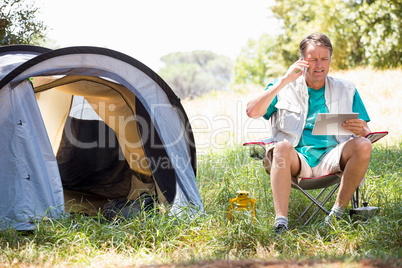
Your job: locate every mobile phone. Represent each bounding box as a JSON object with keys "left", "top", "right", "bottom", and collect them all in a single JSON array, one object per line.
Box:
[{"left": 301, "top": 56, "right": 307, "bottom": 76}]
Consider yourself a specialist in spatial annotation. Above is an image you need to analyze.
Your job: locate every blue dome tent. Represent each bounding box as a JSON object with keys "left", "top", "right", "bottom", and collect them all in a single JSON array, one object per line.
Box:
[{"left": 0, "top": 45, "right": 203, "bottom": 230}]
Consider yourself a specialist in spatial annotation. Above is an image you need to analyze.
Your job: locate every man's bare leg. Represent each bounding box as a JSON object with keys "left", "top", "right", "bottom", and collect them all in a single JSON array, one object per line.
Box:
[
  {"left": 269, "top": 141, "right": 302, "bottom": 218},
  {"left": 325, "top": 137, "right": 372, "bottom": 222},
  {"left": 337, "top": 137, "right": 372, "bottom": 208}
]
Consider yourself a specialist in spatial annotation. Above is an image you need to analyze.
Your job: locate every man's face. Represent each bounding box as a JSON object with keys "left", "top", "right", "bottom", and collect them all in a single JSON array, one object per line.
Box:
[{"left": 304, "top": 44, "right": 331, "bottom": 88}]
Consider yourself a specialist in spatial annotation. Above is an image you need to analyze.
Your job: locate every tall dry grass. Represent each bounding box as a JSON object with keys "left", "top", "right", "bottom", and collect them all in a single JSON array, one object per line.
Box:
[
  {"left": 332, "top": 68, "right": 401, "bottom": 138},
  {"left": 182, "top": 68, "right": 402, "bottom": 155}
]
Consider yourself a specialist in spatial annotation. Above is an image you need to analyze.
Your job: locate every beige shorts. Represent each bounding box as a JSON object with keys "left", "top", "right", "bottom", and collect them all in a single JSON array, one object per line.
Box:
[{"left": 263, "top": 141, "right": 348, "bottom": 182}]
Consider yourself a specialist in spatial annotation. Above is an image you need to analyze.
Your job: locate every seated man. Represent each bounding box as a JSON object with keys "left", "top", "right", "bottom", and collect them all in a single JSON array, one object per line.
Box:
[{"left": 246, "top": 33, "right": 372, "bottom": 233}]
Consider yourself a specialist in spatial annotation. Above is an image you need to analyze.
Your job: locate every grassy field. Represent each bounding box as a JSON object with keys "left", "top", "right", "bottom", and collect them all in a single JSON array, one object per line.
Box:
[{"left": 0, "top": 69, "right": 401, "bottom": 267}]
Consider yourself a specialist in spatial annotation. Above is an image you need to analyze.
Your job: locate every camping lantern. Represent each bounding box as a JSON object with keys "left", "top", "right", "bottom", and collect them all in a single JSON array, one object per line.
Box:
[{"left": 227, "top": 190, "right": 256, "bottom": 221}]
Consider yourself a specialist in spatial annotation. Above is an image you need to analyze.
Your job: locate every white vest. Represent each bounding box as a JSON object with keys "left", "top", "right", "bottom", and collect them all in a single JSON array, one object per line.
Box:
[{"left": 271, "top": 75, "right": 356, "bottom": 146}]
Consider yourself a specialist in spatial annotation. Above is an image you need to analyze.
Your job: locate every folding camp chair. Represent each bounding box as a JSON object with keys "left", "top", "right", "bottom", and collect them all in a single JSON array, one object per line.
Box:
[{"left": 243, "top": 131, "right": 388, "bottom": 225}]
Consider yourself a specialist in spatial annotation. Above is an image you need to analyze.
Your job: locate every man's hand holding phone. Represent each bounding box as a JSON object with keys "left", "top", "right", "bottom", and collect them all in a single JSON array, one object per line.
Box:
[{"left": 284, "top": 58, "right": 309, "bottom": 83}]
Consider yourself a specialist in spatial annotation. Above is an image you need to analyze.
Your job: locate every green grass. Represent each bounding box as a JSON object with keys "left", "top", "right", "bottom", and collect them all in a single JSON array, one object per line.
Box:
[{"left": 1, "top": 140, "right": 401, "bottom": 267}]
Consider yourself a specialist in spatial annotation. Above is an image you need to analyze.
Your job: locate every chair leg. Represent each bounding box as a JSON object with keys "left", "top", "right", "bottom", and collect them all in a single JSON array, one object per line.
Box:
[
  {"left": 298, "top": 187, "right": 328, "bottom": 220},
  {"left": 293, "top": 182, "right": 341, "bottom": 225},
  {"left": 303, "top": 183, "right": 340, "bottom": 225}
]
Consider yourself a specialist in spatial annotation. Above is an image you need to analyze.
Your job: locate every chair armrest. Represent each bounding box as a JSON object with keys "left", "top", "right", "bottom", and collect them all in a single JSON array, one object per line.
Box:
[
  {"left": 243, "top": 137, "right": 274, "bottom": 160},
  {"left": 365, "top": 131, "right": 388, "bottom": 144},
  {"left": 243, "top": 137, "right": 274, "bottom": 147}
]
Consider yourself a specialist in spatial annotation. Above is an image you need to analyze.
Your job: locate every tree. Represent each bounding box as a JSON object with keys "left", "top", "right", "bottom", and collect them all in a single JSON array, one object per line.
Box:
[
  {"left": 158, "top": 50, "right": 233, "bottom": 99},
  {"left": 234, "top": 0, "right": 401, "bottom": 85},
  {"left": 351, "top": 0, "right": 401, "bottom": 68},
  {"left": 270, "top": 0, "right": 402, "bottom": 69},
  {"left": 0, "top": 0, "right": 47, "bottom": 45},
  {"left": 234, "top": 34, "right": 287, "bottom": 85}
]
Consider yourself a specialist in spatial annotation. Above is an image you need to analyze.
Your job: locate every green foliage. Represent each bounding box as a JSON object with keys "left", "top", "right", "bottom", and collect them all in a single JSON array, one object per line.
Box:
[
  {"left": 234, "top": 0, "right": 402, "bottom": 85},
  {"left": 234, "top": 34, "right": 287, "bottom": 85},
  {"left": 271, "top": 0, "right": 402, "bottom": 69},
  {"left": 158, "top": 50, "right": 233, "bottom": 99},
  {"left": 352, "top": 0, "right": 402, "bottom": 68},
  {"left": 0, "top": 0, "right": 47, "bottom": 45}
]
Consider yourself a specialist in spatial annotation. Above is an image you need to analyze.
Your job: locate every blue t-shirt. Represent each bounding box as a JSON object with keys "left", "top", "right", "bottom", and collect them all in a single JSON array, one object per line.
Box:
[{"left": 263, "top": 81, "right": 370, "bottom": 167}]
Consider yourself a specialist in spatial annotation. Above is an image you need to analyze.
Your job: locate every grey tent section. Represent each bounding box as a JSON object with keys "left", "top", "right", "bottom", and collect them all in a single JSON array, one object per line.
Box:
[{"left": 0, "top": 45, "right": 203, "bottom": 230}]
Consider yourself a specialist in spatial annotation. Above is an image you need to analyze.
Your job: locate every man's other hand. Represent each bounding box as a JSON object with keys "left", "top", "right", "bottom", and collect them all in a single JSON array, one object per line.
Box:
[{"left": 342, "top": 119, "right": 370, "bottom": 137}]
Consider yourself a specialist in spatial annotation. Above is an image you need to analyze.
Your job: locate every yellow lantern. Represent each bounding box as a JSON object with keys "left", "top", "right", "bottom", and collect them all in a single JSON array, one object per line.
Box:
[{"left": 227, "top": 190, "right": 256, "bottom": 221}]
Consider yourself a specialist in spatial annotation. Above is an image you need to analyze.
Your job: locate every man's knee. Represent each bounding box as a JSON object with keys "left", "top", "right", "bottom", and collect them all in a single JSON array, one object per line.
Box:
[
  {"left": 354, "top": 137, "right": 373, "bottom": 159},
  {"left": 273, "top": 141, "right": 294, "bottom": 157},
  {"left": 341, "top": 138, "right": 372, "bottom": 170},
  {"left": 263, "top": 141, "right": 295, "bottom": 174}
]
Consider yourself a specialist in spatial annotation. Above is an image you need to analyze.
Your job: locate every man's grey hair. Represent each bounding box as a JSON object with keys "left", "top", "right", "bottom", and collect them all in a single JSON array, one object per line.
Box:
[{"left": 299, "top": 33, "right": 333, "bottom": 59}]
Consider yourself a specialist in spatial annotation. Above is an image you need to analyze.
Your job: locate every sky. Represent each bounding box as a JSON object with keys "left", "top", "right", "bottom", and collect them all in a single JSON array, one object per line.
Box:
[{"left": 35, "top": 0, "right": 280, "bottom": 71}]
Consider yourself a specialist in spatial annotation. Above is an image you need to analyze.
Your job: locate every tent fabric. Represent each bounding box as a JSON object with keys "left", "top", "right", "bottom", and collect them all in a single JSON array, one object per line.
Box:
[
  {"left": 35, "top": 75, "right": 150, "bottom": 175},
  {"left": 0, "top": 45, "right": 203, "bottom": 229},
  {"left": 0, "top": 45, "right": 51, "bottom": 81},
  {"left": 0, "top": 79, "right": 64, "bottom": 230},
  {"left": 57, "top": 117, "right": 133, "bottom": 198}
]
